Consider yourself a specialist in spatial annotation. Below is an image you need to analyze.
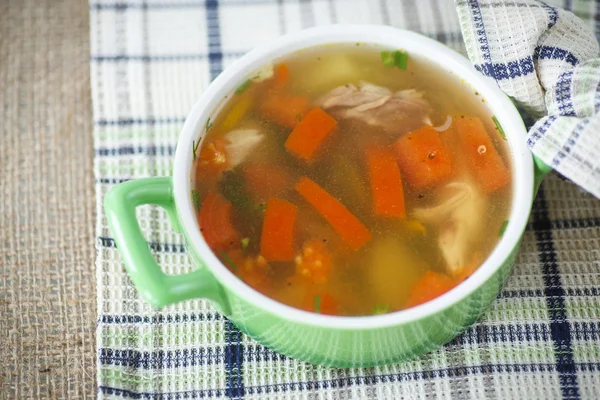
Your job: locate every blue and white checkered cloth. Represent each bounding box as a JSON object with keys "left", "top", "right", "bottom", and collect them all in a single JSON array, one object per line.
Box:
[
  {"left": 92, "top": 1, "right": 600, "bottom": 399},
  {"left": 457, "top": 0, "right": 600, "bottom": 198}
]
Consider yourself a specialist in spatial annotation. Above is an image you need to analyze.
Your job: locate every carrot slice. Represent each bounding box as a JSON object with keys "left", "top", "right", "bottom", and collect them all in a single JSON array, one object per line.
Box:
[
  {"left": 285, "top": 107, "right": 337, "bottom": 161},
  {"left": 260, "top": 198, "right": 298, "bottom": 261},
  {"left": 405, "top": 271, "right": 457, "bottom": 308},
  {"left": 366, "top": 147, "right": 406, "bottom": 217},
  {"left": 394, "top": 125, "right": 453, "bottom": 188},
  {"left": 453, "top": 116, "right": 510, "bottom": 192},
  {"left": 273, "top": 63, "right": 289, "bottom": 87},
  {"left": 242, "top": 163, "right": 293, "bottom": 201},
  {"left": 258, "top": 92, "right": 310, "bottom": 129},
  {"left": 295, "top": 177, "right": 371, "bottom": 250},
  {"left": 199, "top": 191, "right": 239, "bottom": 250}
]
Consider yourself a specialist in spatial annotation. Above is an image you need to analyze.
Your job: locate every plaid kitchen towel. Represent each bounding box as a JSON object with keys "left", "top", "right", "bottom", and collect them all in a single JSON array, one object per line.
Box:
[
  {"left": 456, "top": 0, "right": 600, "bottom": 198},
  {"left": 92, "top": 1, "right": 600, "bottom": 399}
]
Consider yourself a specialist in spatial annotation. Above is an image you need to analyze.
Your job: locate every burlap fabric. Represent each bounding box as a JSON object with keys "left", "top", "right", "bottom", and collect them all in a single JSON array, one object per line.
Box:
[{"left": 0, "top": 0, "right": 96, "bottom": 398}]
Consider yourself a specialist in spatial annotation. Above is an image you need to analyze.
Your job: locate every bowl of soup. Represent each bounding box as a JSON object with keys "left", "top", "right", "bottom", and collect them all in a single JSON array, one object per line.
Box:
[{"left": 104, "top": 25, "right": 550, "bottom": 367}]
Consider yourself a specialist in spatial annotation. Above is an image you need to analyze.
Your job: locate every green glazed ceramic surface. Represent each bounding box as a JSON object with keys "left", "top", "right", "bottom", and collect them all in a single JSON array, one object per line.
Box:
[{"left": 103, "top": 25, "right": 551, "bottom": 367}]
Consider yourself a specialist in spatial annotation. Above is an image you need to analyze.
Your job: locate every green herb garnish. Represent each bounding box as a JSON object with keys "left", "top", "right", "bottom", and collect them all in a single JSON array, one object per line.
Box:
[
  {"left": 192, "top": 139, "right": 201, "bottom": 161},
  {"left": 235, "top": 79, "right": 252, "bottom": 94},
  {"left": 205, "top": 117, "right": 213, "bottom": 132},
  {"left": 220, "top": 251, "right": 239, "bottom": 272},
  {"left": 380, "top": 51, "right": 395, "bottom": 67},
  {"left": 191, "top": 190, "right": 201, "bottom": 211},
  {"left": 380, "top": 50, "right": 408, "bottom": 70},
  {"left": 241, "top": 237, "right": 250, "bottom": 252},
  {"left": 499, "top": 220, "right": 509, "bottom": 237},
  {"left": 492, "top": 116, "right": 506, "bottom": 140},
  {"left": 393, "top": 50, "right": 408, "bottom": 70},
  {"left": 313, "top": 295, "right": 321, "bottom": 314},
  {"left": 372, "top": 304, "right": 390, "bottom": 315}
]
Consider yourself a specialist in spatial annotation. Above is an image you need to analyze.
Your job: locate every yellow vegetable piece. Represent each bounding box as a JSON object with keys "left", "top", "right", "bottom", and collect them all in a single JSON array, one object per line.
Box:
[
  {"left": 404, "top": 219, "right": 426, "bottom": 235},
  {"left": 221, "top": 96, "right": 252, "bottom": 131}
]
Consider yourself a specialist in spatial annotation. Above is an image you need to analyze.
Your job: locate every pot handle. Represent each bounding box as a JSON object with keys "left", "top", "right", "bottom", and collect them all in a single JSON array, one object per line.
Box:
[
  {"left": 104, "top": 177, "right": 228, "bottom": 310},
  {"left": 533, "top": 155, "right": 552, "bottom": 197}
]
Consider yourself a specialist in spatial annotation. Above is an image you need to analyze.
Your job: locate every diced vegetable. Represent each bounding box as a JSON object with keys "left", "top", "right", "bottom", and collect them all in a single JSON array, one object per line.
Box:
[
  {"left": 366, "top": 147, "right": 406, "bottom": 217},
  {"left": 285, "top": 107, "right": 337, "bottom": 161},
  {"left": 326, "top": 153, "right": 369, "bottom": 211},
  {"left": 372, "top": 304, "right": 390, "bottom": 315},
  {"left": 295, "top": 177, "right": 372, "bottom": 250},
  {"left": 405, "top": 271, "right": 457, "bottom": 308},
  {"left": 221, "top": 96, "right": 252, "bottom": 131},
  {"left": 394, "top": 125, "right": 453, "bottom": 188},
  {"left": 273, "top": 63, "right": 289, "bottom": 87},
  {"left": 258, "top": 92, "right": 310, "bottom": 129},
  {"left": 199, "top": 191, "right": 239, "bottom": 250},
  {"left": 242, "top": 163, "right": 293, "bottom": 201},
  {"left": 295, "top": 239, "right": 333, "bottom": 284},
  {"left": 241, "top": 237, "right": 250, "bottom": 252},
  {"left": 403, "top": 219, "right": 426, "bottom": 235},
  {"left": 260, "top": 198, "right": 297, "bottom": 261},
  {"left": 197, "top": 137, "right": 228, "bottom": 176},
  {"left": 453, "top": 116, "right": 510, "bottom": 192},
  {"left": 366, "top": 236, "right": 427, "bottom": 310}
]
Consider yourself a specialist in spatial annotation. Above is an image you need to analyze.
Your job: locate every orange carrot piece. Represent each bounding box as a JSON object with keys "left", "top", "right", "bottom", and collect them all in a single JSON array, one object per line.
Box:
[
  {"left": 260, "top": 198, "right": 298, "bottom": 261},
  {"left": 394, "top": 125, "right": 453, "bottom": 188},
  {"left": 196, "top": 136, "right": 228, "bottom": 179},
  {"left": 199, "top": 191, "right": 239, "bottom": 250},
  {"left": 453, "top": 116, "right": 510, "bottom": 192},
  {"left": 226, "top": 249, "right": 271, "bottom": 292},
  {"left": 242, "top": 163, "right": 293, "bottom": 201},
  {"left": 259, "top": 92, "right": 310, "bottom": 129},
  {"left": 366, "top": 147, "right": 406, "bottom": 217},
  {"left": 285, "top": 107, "right": 337, "bottom": 161},
  {"left": 405, "top": 271, "right": 457, "bottom": 308},
  {"left": 273, "top": 63, "right": 289, "bottom": 87},
  {"left": 295, "top": 239, "right": 334, "bottom": 284},
  {"left": 295, "top": 177, "right": 371, "bottom": 250}
]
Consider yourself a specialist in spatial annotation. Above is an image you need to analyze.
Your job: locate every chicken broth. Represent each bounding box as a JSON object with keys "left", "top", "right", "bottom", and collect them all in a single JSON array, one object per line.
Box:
[{"left": 193, "top": 44, "right": 512, "bottom": 316}]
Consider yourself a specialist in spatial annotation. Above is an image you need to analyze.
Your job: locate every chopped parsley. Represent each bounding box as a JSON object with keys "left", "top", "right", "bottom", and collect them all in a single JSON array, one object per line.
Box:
[
  {"left": 191, "top": 190, "right": 201, "bottom": 211},
  {"left": 192, "top": 139, "right": 201, "bottom": 161},
  {"left": 220, "top": 251, "right": 239, "bottom": 272},
  {"left": 499, "top": 220, "right": 509, "bottom": 237},
  {"left": 492, "top": 116, "right": 507, "bottom": 140},
  {"left": 235, "top": 79, "right": 252, "bottom": 94},
  {"left": 380, "top": 50, "right": 408, "bottom": 70},
  {"left": 313, "top": 295, "right": 321, "bottom": 314},
  {"left": 372, "top": 304, "right": 390, "bottom": 315},
  {"left": 241, "top": 237, "right": 250, "bottom": 252}
]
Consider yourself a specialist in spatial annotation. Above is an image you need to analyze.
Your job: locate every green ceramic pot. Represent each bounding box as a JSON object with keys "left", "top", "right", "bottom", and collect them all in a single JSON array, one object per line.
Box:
[{"left": 104, "top": 25, "right": 551, "bottom": 368}]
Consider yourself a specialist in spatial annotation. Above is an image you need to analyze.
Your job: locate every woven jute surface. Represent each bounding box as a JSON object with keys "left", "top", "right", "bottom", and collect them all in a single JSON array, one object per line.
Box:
[{"left": 0, "top": 0, "right": 96, "bottom": 398}]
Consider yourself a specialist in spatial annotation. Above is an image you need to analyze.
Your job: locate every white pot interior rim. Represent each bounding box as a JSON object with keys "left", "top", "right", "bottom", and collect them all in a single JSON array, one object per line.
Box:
[{"left": 173, "top": 25, "right": 534, "bottom": 330}]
